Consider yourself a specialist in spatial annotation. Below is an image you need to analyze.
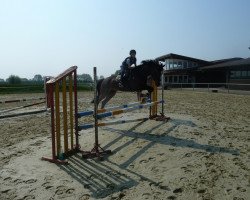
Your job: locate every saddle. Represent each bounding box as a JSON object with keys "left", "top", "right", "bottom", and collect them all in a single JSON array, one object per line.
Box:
[{"left": 118, "top": 74, "right": 132, "bottom": 89}]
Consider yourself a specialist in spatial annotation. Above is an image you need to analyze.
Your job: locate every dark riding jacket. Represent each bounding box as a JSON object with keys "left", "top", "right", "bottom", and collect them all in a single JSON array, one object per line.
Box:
[{"left": 120, "top": 57, "right": 137, "bottom": 73}]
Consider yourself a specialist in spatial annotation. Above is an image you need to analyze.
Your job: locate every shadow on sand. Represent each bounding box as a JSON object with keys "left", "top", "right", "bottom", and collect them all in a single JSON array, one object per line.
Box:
[
  {"left": 103, "top": 118, "right": 239, "bottom": 168},
  {"left": 58, "top": 118, "right": 239, "bottom": 198}
]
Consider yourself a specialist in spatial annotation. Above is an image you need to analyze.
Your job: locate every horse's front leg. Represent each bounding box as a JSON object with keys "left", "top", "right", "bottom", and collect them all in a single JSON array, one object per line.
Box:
[
  {"left": 146, "top": 86, "right": 154, "bottom": 101},
  {"left": 137, "top": 91, "right": 141, "bottom": 102},
  {"left": 146, "top": 86, "right": 154, "bottom": 117}
]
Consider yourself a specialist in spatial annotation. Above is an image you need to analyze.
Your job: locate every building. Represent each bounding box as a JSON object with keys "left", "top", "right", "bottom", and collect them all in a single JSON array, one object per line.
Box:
[
  {"left": 156, "top": 53, "right": 210, "bottom": 84},
  {"left": 201, "top": 57, "right": 250, "bottom": 85},
  {"left": 156, "top": 53, "right": 250, "bottom": 89}
]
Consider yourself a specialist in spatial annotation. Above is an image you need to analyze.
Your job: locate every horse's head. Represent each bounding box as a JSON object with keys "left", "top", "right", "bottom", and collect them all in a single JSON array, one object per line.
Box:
[{"left": 141, "top": 60, "right": 164, "bottom": 86}]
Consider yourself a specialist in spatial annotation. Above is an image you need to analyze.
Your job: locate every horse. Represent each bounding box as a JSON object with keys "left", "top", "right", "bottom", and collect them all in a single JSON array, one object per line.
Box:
[{"left": 95, "top": 60, "right": 164, "bottom": 108}]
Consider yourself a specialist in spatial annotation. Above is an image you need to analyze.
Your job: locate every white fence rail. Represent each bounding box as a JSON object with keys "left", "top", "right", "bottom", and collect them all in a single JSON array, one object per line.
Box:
[{"left": 164, "top": 82, "right": 250, "bottom": 93}]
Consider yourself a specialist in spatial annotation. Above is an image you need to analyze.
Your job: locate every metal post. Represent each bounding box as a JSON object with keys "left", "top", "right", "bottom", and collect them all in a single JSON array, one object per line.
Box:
[
  {"left": 226, "top": 69, "right": 230, "bottom": 93},
  {"left": 93, "top": 67, "right": 99, "bottom": 148},
  {"left": 161, "top": 72, "right": 164, "bottom": 115},
  {"left": 82, "top": 67, "right": 111, "bottom": 159}
]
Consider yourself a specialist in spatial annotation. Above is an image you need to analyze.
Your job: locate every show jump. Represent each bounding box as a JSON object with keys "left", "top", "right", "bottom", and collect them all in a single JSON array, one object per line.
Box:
[{"left": 42, "top": 65, "right": 169, "bottom": 164}]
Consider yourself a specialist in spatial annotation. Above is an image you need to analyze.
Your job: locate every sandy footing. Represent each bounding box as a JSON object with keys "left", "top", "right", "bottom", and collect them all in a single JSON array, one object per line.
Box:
[{"left": 0, "top": 91, "right": 249, "bottom": 200}]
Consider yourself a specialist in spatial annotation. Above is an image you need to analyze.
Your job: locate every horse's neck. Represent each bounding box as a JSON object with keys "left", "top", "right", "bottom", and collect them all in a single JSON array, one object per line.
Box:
[{"left": 130, "top": 67, "right": 150, "bottom": 86}]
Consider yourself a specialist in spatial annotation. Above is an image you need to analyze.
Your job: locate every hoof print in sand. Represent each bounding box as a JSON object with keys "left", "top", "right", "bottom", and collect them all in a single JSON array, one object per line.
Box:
[
  {"left": 42, "top": 182, "right": 53, "bottom": 190},
  {"left": 197, "top": 189, "right": 206, "bottom": 194},
  {"left": 21, "top": 195, "right": 35, "bottom": 200},
  {"left": 142, "top": 192, "right": 151, "bottom": 199},
  {"left": 139, "top": 157, "right": 156, "bottom": 164},
  {"left": 1, "top": 188, "right": 11, "bottom": 194},
  {"left": 24, "top": 179, "right": 37, "bottom": 184},
  {"left": 173, "top": 187, "right": 183, "bottom": 193},
  {"left": 167, "top": 196, "right": 176, "bottom": 200},
  {"left": 79, "top": 194, "right": 90, "bottom": 200},
  {"left": 55, "top": 186, "right": 75, "bottom": 196}
]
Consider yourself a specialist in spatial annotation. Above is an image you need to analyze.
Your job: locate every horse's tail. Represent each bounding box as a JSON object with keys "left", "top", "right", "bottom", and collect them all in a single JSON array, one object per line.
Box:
[{"left": 90, "top": 78, "right": 104, "bottom": 103}]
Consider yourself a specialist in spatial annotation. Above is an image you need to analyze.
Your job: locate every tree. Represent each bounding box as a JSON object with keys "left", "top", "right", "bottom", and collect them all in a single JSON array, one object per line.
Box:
[
  {"left": 21, "top": 78, "right": 29, "bottom": 83},
  {"left": 100, "top": 75, "right": 104, "bottom": 79},
  {"left": 33, "top": 74, "right": 43, "bottom": 82},
  {"left": 7, "top": 75, "right": 22, "bottom": 84},
  {"left": 77, "top": 74, "right": 93, "bottom": 83}
]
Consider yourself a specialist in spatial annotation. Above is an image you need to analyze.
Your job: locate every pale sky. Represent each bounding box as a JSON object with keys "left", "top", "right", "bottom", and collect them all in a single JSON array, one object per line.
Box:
[{"left": 0, "top": 0, "right": 250, "bottom": 80}]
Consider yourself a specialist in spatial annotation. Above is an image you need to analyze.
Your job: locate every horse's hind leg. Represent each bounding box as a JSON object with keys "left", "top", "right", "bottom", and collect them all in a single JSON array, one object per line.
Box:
[{"left": 101, "top": 91, "right": 116, "bottom": 109}]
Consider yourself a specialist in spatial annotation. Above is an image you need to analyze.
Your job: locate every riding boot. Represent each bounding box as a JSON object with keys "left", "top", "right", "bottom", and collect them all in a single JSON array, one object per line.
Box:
[{"left": 122, "top": 75, "right": 129, "bottom": 88}]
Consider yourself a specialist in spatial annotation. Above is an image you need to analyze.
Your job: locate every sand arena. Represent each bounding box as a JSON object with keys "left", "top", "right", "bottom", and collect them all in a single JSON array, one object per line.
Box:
[{"left": 0, "top": 90, "right": 249, "bottom": 200}]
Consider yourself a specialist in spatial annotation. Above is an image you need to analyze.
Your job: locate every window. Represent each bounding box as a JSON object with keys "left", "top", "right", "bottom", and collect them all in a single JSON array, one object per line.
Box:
[
  {"left": 242, "top": 71, "right": 247, "bottom": 77},
  {"left": 173, "top": 76, "right": 178, "bottom": 83},
  {"left": 179, "top": 76, "right": 183, "bottom": 83},
  {"left": 230, "top": 70, "right": 250, "bottom": 79},
  {"left": 188, "top": 61, "right": 193, "bottom": 68},
  {"left": 183, "top": 75, "right": 188, "bottom": 83},
  {"left": 230, "top": 71, "right": 236, "bottom": 78},
  {"left": 169, "top": 61, "right": 173, "bottom": 69},
  {"left": 165, "top": 76, "right": 168, "bottom": 82},
  {"left": 178, "top": 61, "right": 182, "bottom": 69},
  {"left": 165, "top": 60, "right": 169, "bottom": 70},
  {"left": 169, "top": 76, "right": 172, "bottom": 82},
  {"left": 183, "top": 61, "right": 187, "bottom": 68},
  {"left": 173, "top": 61, "right": 178, "bottom": 68},
  {"left": 236, "top": 71, "right": 241, "bottom": 77}
]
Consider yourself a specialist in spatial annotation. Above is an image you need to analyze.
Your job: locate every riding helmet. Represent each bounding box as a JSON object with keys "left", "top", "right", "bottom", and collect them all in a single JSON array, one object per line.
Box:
[{"left": 130, "top": 49, "right": 136, "bottom": 55}]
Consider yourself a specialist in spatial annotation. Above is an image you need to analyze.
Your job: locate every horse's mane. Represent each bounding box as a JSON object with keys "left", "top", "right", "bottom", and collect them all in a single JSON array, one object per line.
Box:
[
  {"left": 141, "top": 60, "right": 158, "bottom": 65},
  {"left": 137, "top": 60, "right": 163, "bottom": 68}
]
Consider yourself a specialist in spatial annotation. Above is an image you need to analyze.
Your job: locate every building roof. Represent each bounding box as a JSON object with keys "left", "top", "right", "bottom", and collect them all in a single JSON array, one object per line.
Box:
[
  {"left": 156, "top": 52, "right": 249, "bottom": 71},
  {"left": 155, "top": 53, "right": 210, "bottom": 65},
  {"left": 210, "top": 57, "right": 243, "bottom": 65},
  {"left": 201, "top": 57, "right": 250, "bottom": 70}
]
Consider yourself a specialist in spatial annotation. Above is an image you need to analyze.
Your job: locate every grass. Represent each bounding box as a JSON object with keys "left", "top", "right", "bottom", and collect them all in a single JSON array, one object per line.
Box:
[{"left": 0, "top": 83, "right": 92, "bottom": 94}]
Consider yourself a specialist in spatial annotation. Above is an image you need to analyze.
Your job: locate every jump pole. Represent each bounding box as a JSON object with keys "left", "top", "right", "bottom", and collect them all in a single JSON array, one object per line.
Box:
[
  {"left": 0, "top": 100, "right": 46, "bottom": 114},
  {"left": 95, "top": 100, "right": 163, "bottom": 120},
  {"left": 0, "top": 97, "right": 45, "bottom": 104},
  {"left": 77, "top": 101, "right": 146, "bottom": 117},
  {"left": 82, "top": 67, "right": 111, "bottom": 159},
  {"left": 78, "top": 117, "right": 148, "bottom": 130},
  {"left": 77, "top": 100, "right": 162, "bottom": 130}
]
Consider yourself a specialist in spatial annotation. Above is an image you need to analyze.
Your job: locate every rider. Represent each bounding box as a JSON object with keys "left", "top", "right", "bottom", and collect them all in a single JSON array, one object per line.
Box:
[{"left": 120, "top": 49, "right": 137, "bottom": 86}]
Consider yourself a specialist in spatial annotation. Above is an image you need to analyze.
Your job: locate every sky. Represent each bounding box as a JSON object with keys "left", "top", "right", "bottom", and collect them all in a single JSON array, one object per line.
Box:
[{"left": 0, "top": 0, "right": 250, "bottom": 80}]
